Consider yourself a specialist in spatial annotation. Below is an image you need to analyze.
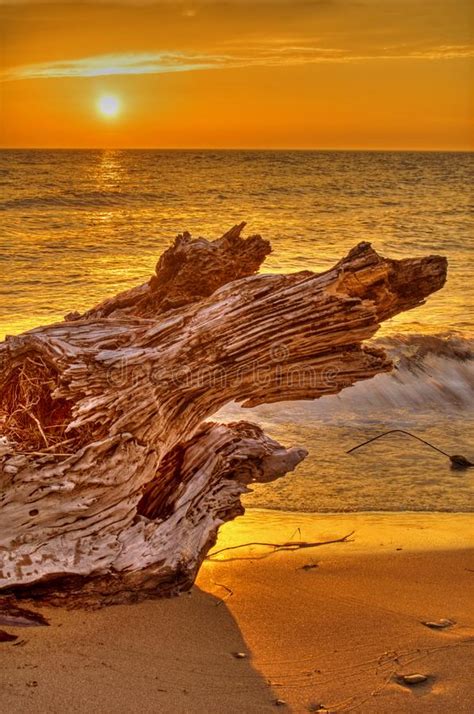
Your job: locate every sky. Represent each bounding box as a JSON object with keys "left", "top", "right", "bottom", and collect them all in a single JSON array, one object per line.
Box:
[{"left": 0, "top": 0, "right": 473, "bottom": 149}]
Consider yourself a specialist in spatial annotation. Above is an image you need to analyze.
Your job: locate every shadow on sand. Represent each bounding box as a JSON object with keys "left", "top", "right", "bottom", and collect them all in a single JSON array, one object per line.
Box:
[{"left": 0, "top": 587, "right": 276, "bottom": 714}]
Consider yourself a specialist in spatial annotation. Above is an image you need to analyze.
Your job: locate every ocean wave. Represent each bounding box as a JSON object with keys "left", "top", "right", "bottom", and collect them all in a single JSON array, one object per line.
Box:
[
  {"left": 217, "top": 333, "right": 474, "bottom": 428},
  {"left": 376, "top": 331, "right": 473, "bottom": 363},
  {"left": 320, "top": 333, "right": 474, "bottom": 415}
]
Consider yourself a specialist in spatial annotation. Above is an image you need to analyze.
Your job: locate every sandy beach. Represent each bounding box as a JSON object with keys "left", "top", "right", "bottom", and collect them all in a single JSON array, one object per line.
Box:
[{"left": 1, "top": 510, "right": 473, "bottom": 713}]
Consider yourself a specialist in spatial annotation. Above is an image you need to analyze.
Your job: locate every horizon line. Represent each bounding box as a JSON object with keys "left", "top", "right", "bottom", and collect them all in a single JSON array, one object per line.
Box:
[{"left": 1, "top": 146, "right": 473, "bottom": 153}]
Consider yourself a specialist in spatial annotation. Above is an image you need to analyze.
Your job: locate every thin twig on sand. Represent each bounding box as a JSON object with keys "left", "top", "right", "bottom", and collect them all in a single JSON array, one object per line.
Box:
[
  {"left": 210, "top": 580, "right": 234, "bottom": 606},
  {"left": 206, "top": 532, "right": 355, "bottom": 562}
]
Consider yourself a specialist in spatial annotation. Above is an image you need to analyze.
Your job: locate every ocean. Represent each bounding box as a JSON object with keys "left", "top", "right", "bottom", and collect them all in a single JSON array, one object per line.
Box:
[{"left": 1, "top": 149, "right": 473, "bottom": 512}]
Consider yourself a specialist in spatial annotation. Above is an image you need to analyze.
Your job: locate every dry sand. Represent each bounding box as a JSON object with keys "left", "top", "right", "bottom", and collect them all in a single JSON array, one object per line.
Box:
[{"left": 1, "top": 511, "right": 473, "bottom": 713}]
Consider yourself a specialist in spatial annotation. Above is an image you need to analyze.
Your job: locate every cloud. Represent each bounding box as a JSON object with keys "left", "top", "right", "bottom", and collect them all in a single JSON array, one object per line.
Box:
[
  {"left": 1, "top": 52, "right": 223, "bottom": 81},
  {"left": 2, "top": 43, "right": 473, "bottom": 82}
]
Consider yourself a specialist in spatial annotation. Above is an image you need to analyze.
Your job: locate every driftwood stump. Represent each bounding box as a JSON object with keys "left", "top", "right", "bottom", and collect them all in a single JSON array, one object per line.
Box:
[{"left": 0, "top": 224, "right": 447, "bottom": 606}]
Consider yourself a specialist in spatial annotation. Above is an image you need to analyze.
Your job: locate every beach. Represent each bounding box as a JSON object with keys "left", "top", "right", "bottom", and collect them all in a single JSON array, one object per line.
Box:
[{"left": 1, "top": 510, "right": 473, "bottom": 713}]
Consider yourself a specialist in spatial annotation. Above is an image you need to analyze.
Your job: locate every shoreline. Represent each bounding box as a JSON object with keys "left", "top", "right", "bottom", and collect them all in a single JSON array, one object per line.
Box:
[
  {"left": 222, "top": 508, "right": 474, "bottom": 551},
  {"left": 1, "top": 510, "right": 473, "bottom": 713}
]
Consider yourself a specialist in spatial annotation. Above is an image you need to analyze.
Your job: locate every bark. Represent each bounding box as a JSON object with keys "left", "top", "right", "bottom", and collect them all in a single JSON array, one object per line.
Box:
[{"left": 0, "top": 224, "right": 447, "bottom": 606}]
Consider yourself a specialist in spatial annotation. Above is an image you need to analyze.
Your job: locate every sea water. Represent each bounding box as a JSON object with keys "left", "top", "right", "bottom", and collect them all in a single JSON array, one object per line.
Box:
[{"left": 1, "top": 149, "right": 473, "bottom": 512}]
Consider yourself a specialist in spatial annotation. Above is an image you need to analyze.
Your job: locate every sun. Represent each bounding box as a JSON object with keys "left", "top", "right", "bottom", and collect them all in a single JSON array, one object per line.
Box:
[{"left": 97, "top": 94, "right": 121, "bottom": 118}]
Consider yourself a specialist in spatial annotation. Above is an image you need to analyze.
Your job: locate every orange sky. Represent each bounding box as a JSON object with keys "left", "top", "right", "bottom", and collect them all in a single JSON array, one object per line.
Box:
[{"left": 1, "top": 0, "right": 473, "bottom": 149}]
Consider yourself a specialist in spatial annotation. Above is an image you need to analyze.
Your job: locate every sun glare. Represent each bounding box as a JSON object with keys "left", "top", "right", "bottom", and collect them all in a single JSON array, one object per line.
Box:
[{"left": 97, "top": 94, "right": 121, "bottom": 118}]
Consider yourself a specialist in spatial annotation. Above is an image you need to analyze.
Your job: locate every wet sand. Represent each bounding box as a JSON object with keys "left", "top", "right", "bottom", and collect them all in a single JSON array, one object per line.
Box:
[{"left": 1, "top": 511, "right": 473, "bottom": 713}]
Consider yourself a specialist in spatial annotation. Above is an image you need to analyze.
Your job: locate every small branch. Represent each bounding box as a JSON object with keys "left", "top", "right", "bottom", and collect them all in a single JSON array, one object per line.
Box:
[
  {"left": 210, "top": 580, "right": 234, "bottom": 606},
  {"left": 18, "top": 451, "right": 74, "bottom": 458},
  {"left": 27, "top": 412, "right": 49, "bottom": 448},
  {"left": 14, "top": 438, "right": 76, "bottom": 457},
  {"left": 347, "top": 430, "right": 451, "bottom": 457},
  {"left": 206, "top": 532, "right": 355, "bottom": 561},
  {"left": 347, "top": 430, "right": 473, "bottom": 469}
]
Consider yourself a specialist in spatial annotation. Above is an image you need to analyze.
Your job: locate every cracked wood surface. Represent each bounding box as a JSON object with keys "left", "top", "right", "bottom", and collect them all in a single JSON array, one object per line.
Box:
[{"left": 0, "top": 224, "right": 447, "bottom": 606}]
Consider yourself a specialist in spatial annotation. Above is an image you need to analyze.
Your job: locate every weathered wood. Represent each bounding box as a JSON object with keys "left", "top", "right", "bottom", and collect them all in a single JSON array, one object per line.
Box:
[{"left": 0, "top": 224, "right": 447, "bottom": 606}]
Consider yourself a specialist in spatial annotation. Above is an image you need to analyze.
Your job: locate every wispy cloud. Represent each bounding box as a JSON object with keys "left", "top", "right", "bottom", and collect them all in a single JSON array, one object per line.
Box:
[
  {"left": 1, "top": 52, "right": 224, "bottom": 81},
  {"left": 2, "top": 43, "right": 473, "bottom": 82}
]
